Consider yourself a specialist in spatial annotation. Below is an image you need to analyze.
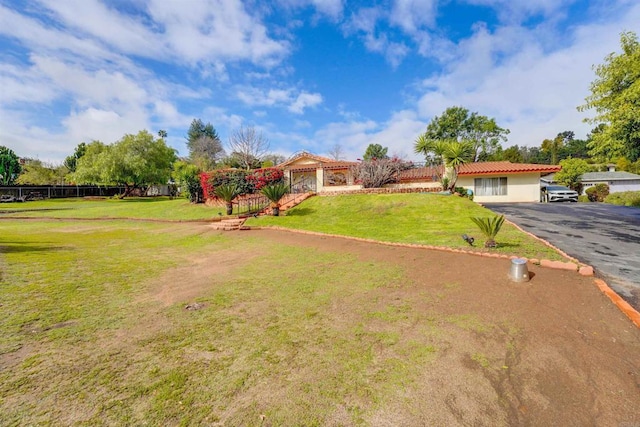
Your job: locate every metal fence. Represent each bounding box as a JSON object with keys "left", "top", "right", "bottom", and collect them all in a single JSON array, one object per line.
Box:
[
  {"left": 238, "top": 194, "right": 270, "bottom": 214},
  {"left": 0, "top": 185, "right": 127, "bottom": 199},
  {"left": 206, "top": 193, "right": 271, "bottom": 215}
]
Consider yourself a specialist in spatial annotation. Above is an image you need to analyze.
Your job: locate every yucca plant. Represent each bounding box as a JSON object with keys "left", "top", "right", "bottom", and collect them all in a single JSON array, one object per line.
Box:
[
  {"left": 470, "top": 214, "right": 505, "bottom": 248},
  {"left": 261, "top": 182, "right": 289, "bottom": 216},
  {"left": 214, "top": 183, "right": 240, "bottom": 215}
]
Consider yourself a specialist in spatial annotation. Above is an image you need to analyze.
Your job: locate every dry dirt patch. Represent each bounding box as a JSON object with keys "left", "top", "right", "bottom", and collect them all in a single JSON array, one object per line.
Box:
[{"left": 216, "top": 229, "right": 640, "bottom": 425}]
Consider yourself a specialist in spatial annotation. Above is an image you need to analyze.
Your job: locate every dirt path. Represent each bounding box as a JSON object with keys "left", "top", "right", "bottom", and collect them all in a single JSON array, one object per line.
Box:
[{"left": 207, "top": 228, "right": 640, "bottom": 425}]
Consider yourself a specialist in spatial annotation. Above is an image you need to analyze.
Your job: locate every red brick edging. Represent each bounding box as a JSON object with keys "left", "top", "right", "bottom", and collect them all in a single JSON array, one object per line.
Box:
[{"left": 593, "top": 279, "right": 640, "bottom": 328}]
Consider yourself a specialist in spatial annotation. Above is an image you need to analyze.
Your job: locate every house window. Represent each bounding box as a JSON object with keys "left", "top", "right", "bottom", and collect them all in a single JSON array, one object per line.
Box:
[
  {"left": 474, "top": 177, "right": 507, "bottom": 196},
  {"left": 325, "top": 170, "right": 347, "bottom": 186}
]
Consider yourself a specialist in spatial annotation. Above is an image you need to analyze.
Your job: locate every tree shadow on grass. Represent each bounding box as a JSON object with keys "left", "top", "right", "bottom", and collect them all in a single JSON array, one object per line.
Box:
[
  {"left": 0, "top": 208, "right": 74, "bottom": 215},
  {"left": 119, "top": 197, "right": 172, "bottom": 203},
  {"left": 496, "top": 242, "right": 520, "bottom": 249},
  {"left": 286, "top": 207, "right": 315, "bottom": 216},
  {"left": 0, "top": 244, "right": 73, "bottom": 254}
]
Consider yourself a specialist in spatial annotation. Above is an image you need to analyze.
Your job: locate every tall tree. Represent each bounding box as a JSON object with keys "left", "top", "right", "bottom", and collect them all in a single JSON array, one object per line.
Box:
[
  {"left": 362, "top": 143, "right": 389, "bottom": 161},
  {"left": 0, "top": 146, "right": 21, "bottom": 185},
  {"left": 541, "top": 131, "right": 574, "bottom": 165},
  {"left": 16, "top": 159, "right": 68, "bottom": 185},
  {"left": 554, "top": 158, "right": 592, "bottom": 192},
  {"left": 172, "top": 160, "right": 203, "bottom": 203},
  {"left": 414, "top": 106, "right": 509, "bottom": 162},
  {"left": 64, "top": 142, "right": 87, "bottom": 173},
  {"left": 261, "top": 154, "right": 287, "bottom": 168},
  {"left": 71, "top": 141, "right": 107, "bottom": 184},
  {"left": 227, "top": 125, "right": 270, "bottom": 170},
  {"left": 186, "top": 119, "right": 225, "bottom": 170},
  {"left": 501, "top": 145, "right": 524, "bottom": 163},
  {"left": 579, "top": 31, "right": 640, "bottom": 161},
  {"left": 74, "top": 131, "right": 176, "bottom": 198}
]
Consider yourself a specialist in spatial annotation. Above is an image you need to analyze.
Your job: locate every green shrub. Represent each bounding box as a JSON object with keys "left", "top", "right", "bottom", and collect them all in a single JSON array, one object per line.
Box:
[
  {"left": 470, "top": 214, "right": 505, "bottom": 248},
  {"left": 454, "top": 187, "right": 473, "bottom": 200},
  {"left": 578, "top": 195, "right": 590, "bottom": 203},
  {"left": 585, "top": 183, "right": 609, "bottom": 202},
  {"left": 604, "top": 191, "right": 640, "bottom": 207}
]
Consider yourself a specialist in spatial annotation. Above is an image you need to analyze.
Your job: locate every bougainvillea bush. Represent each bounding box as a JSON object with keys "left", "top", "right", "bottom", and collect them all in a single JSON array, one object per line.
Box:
[
  {"left": 200, "top": 167, "right": 285, "bottom": 200},
  {"left": 246, "top": 167, "right": 285, "bottom": 190}
]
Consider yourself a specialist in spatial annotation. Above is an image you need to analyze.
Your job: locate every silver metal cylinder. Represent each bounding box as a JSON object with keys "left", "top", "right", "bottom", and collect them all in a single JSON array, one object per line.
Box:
[{"left": 509, "top": 258, "right": 530, "bottom": 282}]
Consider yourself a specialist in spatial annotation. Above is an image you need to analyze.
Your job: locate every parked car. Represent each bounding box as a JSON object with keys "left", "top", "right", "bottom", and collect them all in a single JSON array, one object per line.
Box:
[
  {"left": 540, "top": 185, "right": 579, "bottom": 203},
  {"left": 0, "top": 194, "right": 16, "bottom": 203}
]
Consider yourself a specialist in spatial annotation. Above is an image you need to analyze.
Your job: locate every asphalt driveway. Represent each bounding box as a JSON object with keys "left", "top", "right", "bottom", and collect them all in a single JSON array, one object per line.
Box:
[{"left": 484, "top": 202, "right": 640, "bottom": 312}]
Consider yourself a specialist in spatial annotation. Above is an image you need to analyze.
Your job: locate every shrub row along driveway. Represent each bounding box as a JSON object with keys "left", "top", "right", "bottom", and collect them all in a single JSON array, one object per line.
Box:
[{"left": 485, "top": 202, "right": 640, "bottom": 313}]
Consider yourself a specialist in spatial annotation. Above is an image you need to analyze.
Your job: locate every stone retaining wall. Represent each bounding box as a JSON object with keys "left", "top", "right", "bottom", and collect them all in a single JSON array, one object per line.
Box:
[{"left": 319, "top": 186, "right": 443, "bottom": 196}]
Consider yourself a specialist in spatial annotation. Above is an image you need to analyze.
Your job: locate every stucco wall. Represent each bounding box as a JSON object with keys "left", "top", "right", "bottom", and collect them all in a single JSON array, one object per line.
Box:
[
  {"left": 583, "top": 180, "right": 640, "bottom": 194},
  {"left": 457, "top": 172, "right": 541, "bottom": 203},
  {"left": 386, "top": 182, "right": 441, "bottom": 190}
]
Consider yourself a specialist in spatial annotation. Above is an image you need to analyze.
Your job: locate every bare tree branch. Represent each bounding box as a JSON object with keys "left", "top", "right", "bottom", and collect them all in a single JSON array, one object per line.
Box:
[
  {"left": 327, "top": 143, "right": 345, "bottom": 160},
  {"left": 227, "top": 125, "right": 270, "bottom": 170}
]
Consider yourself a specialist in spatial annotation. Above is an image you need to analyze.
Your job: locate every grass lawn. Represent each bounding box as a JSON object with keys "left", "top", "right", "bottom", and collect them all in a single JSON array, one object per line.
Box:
[
  {"left": 0, "top": 197, "right": 224, "bottom": 221},
  {"left": 2, "top": 203, "right": 639, "bottom": 424},
  {"left": 0, "top": 220, "right": 453, "bottom": 424},
  {"left": 247, "top": 193, "right": 565, "bottom": 261}
]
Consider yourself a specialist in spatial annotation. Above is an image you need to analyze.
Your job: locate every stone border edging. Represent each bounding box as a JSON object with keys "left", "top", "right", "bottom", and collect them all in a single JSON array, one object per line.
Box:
[
  {"left": 594, "top": 279, "right": 640, "bottom": 328},
  {"left": 247, "top": 225, "right": 640, "bottom": 329}
]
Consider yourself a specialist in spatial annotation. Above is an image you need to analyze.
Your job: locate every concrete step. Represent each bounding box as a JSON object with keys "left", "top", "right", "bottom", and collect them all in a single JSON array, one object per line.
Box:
[{"left": 211, "top": 218, "right": 247, "bottom": 231}]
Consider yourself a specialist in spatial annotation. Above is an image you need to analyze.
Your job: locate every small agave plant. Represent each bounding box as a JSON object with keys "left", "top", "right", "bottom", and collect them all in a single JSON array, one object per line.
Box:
[
  {"left": 470, "top": 214, "right": 505, "bottom": 248},
  {"left": 214, "top": 183, "right": 241, "bottom": 215},
  {"left": 261, "top": 182, "right": 289, "bottom": 216}
]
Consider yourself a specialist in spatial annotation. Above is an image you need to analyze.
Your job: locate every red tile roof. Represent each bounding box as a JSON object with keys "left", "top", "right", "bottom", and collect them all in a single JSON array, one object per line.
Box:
[
  {"left": 458, "top": 161, "right": 561, "bottom": 175},
  {"left": 398, "top": 166, "right": 441, "bottom": 182},
  {"left": 279, "top": 151, "right": 357, "bottom": 169}
]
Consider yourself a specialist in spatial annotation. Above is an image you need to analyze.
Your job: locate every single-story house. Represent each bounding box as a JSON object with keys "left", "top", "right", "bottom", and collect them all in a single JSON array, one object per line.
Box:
[
  {"left": 456, "top": 161, "right": 561, "bottom": 203},
  {"left": 278, "top": 152, "right": 360, "bottom": 193},
  {"left": 541, "top": 171, "right": 640, "bottom": 194},
  {"left": 279, "top": 153, "right": 559, "bottom": 203},
  {"left": 396, "top": 161, "right": 561, "bottom": 202}
]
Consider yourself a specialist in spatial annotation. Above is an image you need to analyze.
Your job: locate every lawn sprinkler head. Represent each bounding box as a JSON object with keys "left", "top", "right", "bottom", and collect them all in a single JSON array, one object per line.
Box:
[{"left": 462, "top": 234, "right": 475, "bottom": 246}]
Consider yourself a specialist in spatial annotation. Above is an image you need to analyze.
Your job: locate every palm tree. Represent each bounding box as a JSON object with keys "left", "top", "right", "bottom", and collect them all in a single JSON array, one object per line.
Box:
[
  {"left": 261, "top": 182, "right": 289, "bottom": 216},
  {"left": 442, "top": 140, "right": 474, "bottom": 192},
  {"left": 214, "top": 183, "right": 240, "bottom": 215},
  {"left": 470, "top": 214, "right": 505, "bottom": 248}
]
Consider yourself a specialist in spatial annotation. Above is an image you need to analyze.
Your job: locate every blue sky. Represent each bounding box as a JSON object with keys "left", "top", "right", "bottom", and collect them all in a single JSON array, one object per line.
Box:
[{"left": 1, "top": 0, "right": 639, "bottom": 164}]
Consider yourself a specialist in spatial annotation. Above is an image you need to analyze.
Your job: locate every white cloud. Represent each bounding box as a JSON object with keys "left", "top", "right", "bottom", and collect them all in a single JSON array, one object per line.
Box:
[
  {"left": 312, "top": 112, "right": 426, "bottom": 161},
  {"left": 0, "top": 61, "right": 58, "bottom": 104},
  {"left": 415, "top": 2, "right": 640, "bottom": 147},
  {"left": 463, "top": 0, "right": 577, "bottom": 23},
  {"left": 5, "top": 0, "right": 291, "bottom": 68},
  {"left": 390, "top": 0, "right": 438, "bottom": 32},
  {"left": 289, "top": 92, "right": 323, "bottom": 114},
  {"left": 277, "top": 0, "right": 345, "bottom": 21},
  {"left": 236, "top": 86, "right": 323, "bottom": 114},
  {"left": 345, "top": 7, "right": 410, "bottom": 67},
  {"left": 37, "top": 0, "right": 161, "bottom": 57},
  {"left": 62, "top": 107, "right": 147, "bottom": 146},
  {"left": 0, "top": 0, "right": 295, "bottom": 162}
]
